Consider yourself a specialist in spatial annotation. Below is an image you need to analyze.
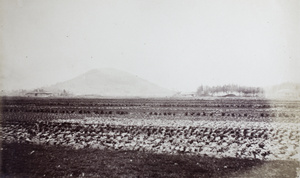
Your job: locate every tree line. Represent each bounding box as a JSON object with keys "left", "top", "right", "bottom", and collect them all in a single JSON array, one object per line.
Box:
[{"left": 196, "top": 84, "right": 264, "bottom": 97}]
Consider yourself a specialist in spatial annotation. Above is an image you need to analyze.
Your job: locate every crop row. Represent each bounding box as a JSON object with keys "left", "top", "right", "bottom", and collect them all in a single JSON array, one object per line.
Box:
[
  {"left": 3, "top": 103, "right": 282, "bottom": 108},
  {"left": 2, "top": 117, "right": 300, "bottom": 161},
  {"left": 3, "top": 97, "right": 300, "bottom": 109},
  {"left": 3, "top": 113, "right": 300, "bottom": 128},
  {"left": 3, "top": 105, "right": 300, "bottom": 121},
  {"left": 3, "top": 107, "right": 298, "bottom": 119}
]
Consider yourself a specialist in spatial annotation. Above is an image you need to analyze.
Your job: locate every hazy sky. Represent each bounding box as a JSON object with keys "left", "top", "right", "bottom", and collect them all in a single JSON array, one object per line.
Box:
[{"left": 1, "top": 0, "right": 300, "bottom": 92}]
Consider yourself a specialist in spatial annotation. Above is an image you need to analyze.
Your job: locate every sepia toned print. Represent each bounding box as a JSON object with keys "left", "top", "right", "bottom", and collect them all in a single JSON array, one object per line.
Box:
[{"left": 1, "top": 0, "right": 300, "bottom": 177}]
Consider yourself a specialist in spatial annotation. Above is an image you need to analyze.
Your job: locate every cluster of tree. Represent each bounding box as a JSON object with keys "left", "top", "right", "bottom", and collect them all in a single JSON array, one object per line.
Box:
[{"left": 196, "top": 84, "right": 264, "bottom": 97}]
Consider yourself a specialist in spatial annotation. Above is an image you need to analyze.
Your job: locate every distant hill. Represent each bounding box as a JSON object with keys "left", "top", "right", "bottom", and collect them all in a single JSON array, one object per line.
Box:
[{"left": 44, "top": 68, "right": 175, "bottom": 97}]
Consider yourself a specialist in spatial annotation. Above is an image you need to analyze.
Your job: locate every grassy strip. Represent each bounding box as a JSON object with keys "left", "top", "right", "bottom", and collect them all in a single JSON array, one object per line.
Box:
[{"left": 1, "top": 142, "right": 299, "bottom": 178}]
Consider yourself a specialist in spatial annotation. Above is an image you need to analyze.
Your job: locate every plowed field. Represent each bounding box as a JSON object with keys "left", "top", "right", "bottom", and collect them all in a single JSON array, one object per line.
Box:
[{"left": 1, "top": 97, "right": 300, "bottom": 177}]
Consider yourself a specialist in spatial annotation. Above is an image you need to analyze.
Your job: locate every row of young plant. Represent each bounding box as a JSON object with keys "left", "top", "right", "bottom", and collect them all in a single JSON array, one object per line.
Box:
[
  {"left": 2, "top": 117, "right": 300, "bottom": 161},
  {"left": 4, "top": 97, "right": 299, "bottom": 109},
  {"left": 2, "top": 112, "right": 299, "bottom": 127}
]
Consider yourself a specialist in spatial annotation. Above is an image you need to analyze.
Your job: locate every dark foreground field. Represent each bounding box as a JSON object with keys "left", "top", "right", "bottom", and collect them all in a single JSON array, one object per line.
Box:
[
  {"left": 2, "top": 97, "right": 300, "bottom": 177},
  {"left": 1, "top": 142, "right": 299, "bottom": 178}
]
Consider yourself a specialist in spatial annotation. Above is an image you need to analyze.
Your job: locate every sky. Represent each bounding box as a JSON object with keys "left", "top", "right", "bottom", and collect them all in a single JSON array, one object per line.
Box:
[{"left": 1, "top": 0, "right": 300, "bottom": 92}]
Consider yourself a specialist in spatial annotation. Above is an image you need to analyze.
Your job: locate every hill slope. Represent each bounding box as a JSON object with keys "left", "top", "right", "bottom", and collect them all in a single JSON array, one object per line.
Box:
[{"left": 45, "top": 69, "right": 175, "bottom": 97}]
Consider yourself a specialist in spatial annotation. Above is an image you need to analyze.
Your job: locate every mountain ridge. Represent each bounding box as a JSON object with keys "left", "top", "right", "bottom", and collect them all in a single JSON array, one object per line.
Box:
[{"left": 44, "top": 68, "right": 175, "bottom": 97}]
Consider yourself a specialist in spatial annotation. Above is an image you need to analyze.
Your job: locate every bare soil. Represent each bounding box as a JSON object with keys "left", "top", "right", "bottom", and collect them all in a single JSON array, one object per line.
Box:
[{"left": 1, "top": 142, "right": 299, "bottom": 178}]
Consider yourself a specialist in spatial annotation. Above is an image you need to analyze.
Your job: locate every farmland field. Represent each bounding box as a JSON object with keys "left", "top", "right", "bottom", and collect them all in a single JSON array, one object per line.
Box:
[{"left": 1, "top": 97, "right": 300, "bottom": 177}]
